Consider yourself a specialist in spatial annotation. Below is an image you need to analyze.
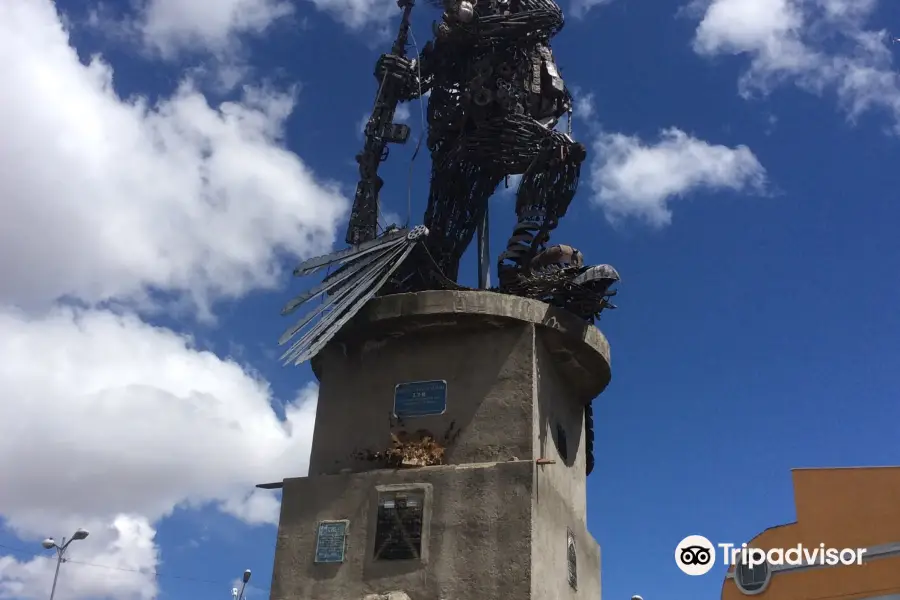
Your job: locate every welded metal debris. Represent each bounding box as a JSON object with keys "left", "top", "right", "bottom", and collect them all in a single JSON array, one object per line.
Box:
[
  {"left": 279, "top": 226, "right": 428, "bottom": 366},
  {"left": 355, "top": 431, "right": 448, "bottom": 468},
  {"left": 354, "top": 421, "right": 461, "bottom": 468}
]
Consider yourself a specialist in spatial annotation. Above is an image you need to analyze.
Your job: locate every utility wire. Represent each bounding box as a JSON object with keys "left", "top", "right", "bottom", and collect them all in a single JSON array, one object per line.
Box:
[{"left": 0, "top": 543, "right": 270, "bottom": 592}]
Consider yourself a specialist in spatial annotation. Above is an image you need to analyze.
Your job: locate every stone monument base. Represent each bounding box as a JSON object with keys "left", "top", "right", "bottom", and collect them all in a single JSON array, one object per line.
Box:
[{"left": 267, "top": 291, "right": 611, "bottom": 600}]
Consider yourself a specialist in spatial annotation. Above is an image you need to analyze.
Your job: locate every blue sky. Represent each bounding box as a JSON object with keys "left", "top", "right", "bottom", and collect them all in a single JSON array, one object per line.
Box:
[{"left": 0, "top": 0, "right": 898, "bottom": 599}]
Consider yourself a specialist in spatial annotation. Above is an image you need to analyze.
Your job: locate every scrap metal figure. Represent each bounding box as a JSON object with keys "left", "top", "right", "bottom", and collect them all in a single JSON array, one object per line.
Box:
[
  {"left": 377, "top": 0, "right": 593, "bottom": 291},
  {"left": 280, "top": 0, "right": 619, "bottom": 367}
]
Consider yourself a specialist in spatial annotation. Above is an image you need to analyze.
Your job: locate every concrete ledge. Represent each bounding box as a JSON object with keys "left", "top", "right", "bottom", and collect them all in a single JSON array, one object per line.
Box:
[{"left": 312, "top": 290, "right": 612, "bottom": 402}]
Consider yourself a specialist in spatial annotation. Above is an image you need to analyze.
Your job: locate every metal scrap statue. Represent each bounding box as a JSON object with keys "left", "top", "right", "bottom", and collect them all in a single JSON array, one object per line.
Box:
[{"left": 279, "top": 0, "right": 620, "bottom": 367}]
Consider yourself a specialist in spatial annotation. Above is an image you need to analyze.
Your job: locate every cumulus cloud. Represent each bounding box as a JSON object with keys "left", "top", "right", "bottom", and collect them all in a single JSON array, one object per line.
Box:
[
  {"left": 587, "top": 128, "right": 767, "bottom": 226},
  {"left": 0, "top": 306, "right": 318, "bottom": 530},
  {"left": 0, "top": 516, "right": 161, "bottom": 600},
  {"left": 569, "top": 83, "right": 767, "bottom": 225},
  {"left": 688, "top": 0, "right": 900, "bottom": 130},
  {"left": 305, "top": 0, "right": 398, "bottom": 30},
  {"left": 570, "top": 0, "right": 616, "bottom": 19},
  {"left": 0, "top": 1, "right": 332, "bottom": 597},
  {"left": 135, "top": 0, "right": 294, "bottom": 58},
  {"left": 499, "top": 85, "right": 765, "bottom": 220},
  {"left": 0, "top": 305, "right": 319, "bottom": 599},
  {"left": 0, "top": 0, "right": 347, "bottom": 316},
  {"left": 101, "top": 0, "right": 389, "bottom": 53},
  {"left": 574, "top": 92, "right": 596, "bottom": 119}
]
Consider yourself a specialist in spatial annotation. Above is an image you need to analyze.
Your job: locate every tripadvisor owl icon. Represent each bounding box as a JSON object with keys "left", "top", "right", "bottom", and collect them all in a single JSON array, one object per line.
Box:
[{"left": 676, "top": 535, "right": 716, "bottom": 576}]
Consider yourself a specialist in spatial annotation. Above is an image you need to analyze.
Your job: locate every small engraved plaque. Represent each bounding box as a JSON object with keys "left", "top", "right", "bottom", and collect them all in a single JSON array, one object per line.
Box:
[
  {"left": 315, "top": 520, "right": 348, "bottom": 564},
  {"left": 393, "top": 380, "right": 447, "bottom": 418}
]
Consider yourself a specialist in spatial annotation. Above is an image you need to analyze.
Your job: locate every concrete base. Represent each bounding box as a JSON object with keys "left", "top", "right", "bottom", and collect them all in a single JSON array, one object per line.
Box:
[
  {"left": 269, "top": 291, "right": 611, "bottom": 600},
  {"left": 271, "top": 462, "right": 602, "bottom": 600}
]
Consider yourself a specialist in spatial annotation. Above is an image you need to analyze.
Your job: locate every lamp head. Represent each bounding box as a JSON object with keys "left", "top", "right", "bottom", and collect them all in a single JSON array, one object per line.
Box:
[
  {"left": 71, "top": 528, "right": 89, "bottom": 541},
  {"left": 41, "top": 538, "right": 56, "bottom": 550},
  {"left": 242, "top": 569, "right": 251, "bottom": 583}
]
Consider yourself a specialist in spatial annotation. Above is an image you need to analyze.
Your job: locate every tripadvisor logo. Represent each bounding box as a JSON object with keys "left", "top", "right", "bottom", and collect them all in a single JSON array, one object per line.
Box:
[
  {"left": 676, "top": 535, "right": 716, "bottom": 576},
  {"left": 675, "top": 535, "right": 868, "bottom": 576}
]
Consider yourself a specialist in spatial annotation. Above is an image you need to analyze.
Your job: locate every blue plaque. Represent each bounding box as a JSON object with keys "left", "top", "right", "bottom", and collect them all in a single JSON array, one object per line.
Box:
[
  {"left": 314, "top": 520, "right": 348, "bottom": 564},
  {"left": 394, "top": 380, "right": 447, "bottom": 418}
]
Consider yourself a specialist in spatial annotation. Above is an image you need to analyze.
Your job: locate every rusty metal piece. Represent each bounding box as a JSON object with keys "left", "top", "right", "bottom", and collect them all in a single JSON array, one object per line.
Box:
[
  {"left": 355, "top": 431, "right": 446, "bottom": 468},
  {"left": 530, "top": 244, "right": 584, "bottom": 270}
]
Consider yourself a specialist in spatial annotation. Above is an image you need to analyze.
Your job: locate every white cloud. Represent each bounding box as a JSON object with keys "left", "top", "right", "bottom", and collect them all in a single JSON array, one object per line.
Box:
[
  {"left": 692, "top": 0, "right": 806, "bottom": 57},
  {"left": 570, "top": 0, "right": 616, "bottom": 19},
  {"left": 395, "top": 103, "right": 412, "bottom": 123},
  {"left": 0, "top": 2, "right": 331, "bottom": 598},
  {"left": 101, "top": 0, "right": 387, "bottom": 53},
  {"left": 587, "top": 128, "right": 767, "bottom": 226},
  {"left": 574, "top": 92, "right": 596, "bottom": 119},
  {"left": 135, "top": 0, "right": 294, "bottom": 58},
  {"left": 305, "top": 0, "right": 398, "bottom": 30},
  {"left": 0, "top": 307, "right": 317, "bottom": 532},
  {"left": 0, "top": 305, "right": 319, "bottom": 599},
  {"left": 0, "top": 0, "right": 348, "bottom": 316},
  {"left": 689, "top": 0, "right": 900, "bottom": 130},
  {"left": 0, "top": 516, "right": 161, "bottom": 600}
]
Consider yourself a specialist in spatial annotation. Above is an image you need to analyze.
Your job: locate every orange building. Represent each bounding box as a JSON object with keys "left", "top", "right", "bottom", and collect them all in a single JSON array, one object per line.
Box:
[{"left": 721, "top": 466, "right": 900, "bottom": 600}]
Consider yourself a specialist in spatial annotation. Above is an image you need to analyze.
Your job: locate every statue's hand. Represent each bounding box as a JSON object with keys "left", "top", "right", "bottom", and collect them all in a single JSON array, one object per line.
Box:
[{"left": 374, "top": 53, "right": 417, "bottom": 86}]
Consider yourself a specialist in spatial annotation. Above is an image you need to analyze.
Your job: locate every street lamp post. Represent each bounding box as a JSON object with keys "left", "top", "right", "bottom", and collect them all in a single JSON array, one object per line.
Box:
[
  {"left": 234, "top": 569, "right": 251, "bottom": 600},
  {"left": 41, "top": 528, "right": 89, "bottom": 600}
]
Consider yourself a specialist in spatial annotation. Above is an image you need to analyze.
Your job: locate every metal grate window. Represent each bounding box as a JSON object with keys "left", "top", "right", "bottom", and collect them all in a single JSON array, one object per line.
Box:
[
  {"left": 567, "top": 529, "right": 577, "bottom": 590},
  {"left": 373, "top": 491, "right": 424, "bottom": 561}
]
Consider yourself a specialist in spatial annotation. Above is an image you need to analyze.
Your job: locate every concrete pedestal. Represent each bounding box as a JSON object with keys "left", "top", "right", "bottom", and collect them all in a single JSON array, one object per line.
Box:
[{"left": 269, "top": 290, "right": 611, "bottom": 600}]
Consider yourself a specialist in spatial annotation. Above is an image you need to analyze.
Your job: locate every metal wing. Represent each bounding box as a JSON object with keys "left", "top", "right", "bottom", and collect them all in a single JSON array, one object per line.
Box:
[{"left": 279, "top": 226, "right": 429, "bottom": 365}]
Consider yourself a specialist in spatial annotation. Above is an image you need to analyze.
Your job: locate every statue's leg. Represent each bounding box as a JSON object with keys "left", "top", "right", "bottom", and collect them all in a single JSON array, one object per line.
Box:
[
  {"left": 420, "top": 150, "right": 504, "bottom": 284},
  {"left": 461, "top": 115, "right": 587, "bottom": 288}
]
